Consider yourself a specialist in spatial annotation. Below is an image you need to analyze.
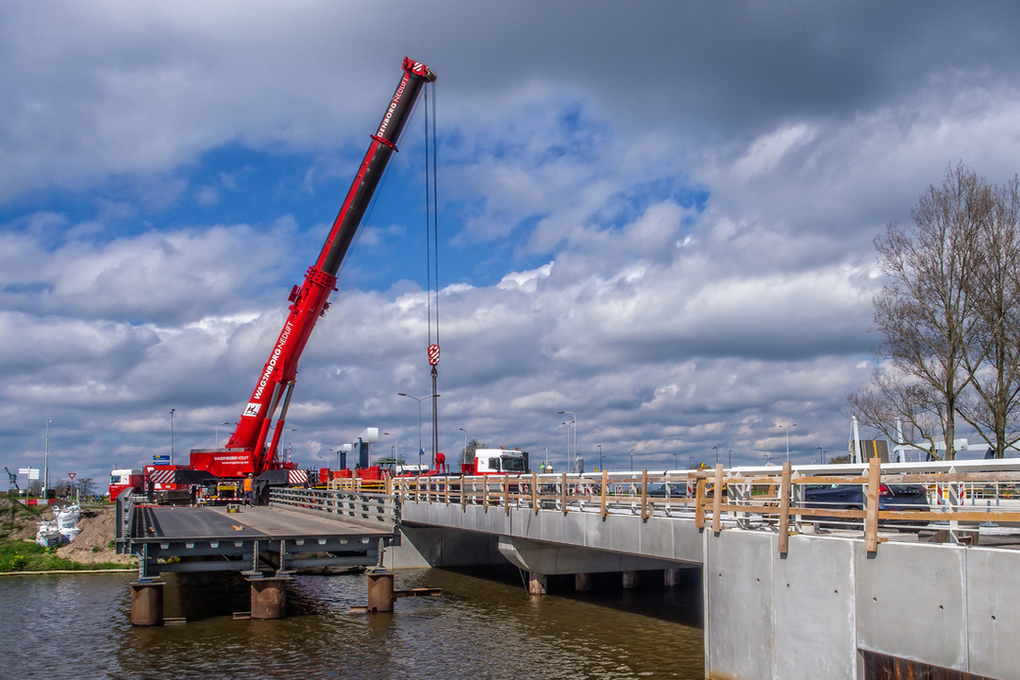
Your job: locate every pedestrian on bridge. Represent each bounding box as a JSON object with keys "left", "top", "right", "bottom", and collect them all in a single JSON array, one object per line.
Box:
[{"left": 243, "top": 474, "right": 254, "bottom": 506}]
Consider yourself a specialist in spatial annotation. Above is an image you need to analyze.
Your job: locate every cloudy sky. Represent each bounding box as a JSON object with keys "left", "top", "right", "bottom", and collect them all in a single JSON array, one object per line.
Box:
[{"left": 4, "top": 1, "right": 1020, "bottom": 489}]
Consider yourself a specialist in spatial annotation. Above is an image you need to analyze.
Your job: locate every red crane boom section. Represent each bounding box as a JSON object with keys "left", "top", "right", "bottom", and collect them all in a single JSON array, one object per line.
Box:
[{"left": 223, "top": 57, "right": 436, "bottom": 475}]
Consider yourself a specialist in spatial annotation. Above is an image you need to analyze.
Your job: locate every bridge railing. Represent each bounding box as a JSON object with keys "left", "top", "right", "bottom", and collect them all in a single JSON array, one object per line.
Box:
[
  {"left": 269, "top": 487, "right": 398, "bottom": 530},
  {"left": 390, "top": 459, "right": 1020, "bottom": 554}
]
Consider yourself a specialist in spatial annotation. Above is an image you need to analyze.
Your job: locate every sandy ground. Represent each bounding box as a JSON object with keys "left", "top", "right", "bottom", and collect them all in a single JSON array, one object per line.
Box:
[{"left": 1, "top": 500, "right": 135, "bottom": 566}]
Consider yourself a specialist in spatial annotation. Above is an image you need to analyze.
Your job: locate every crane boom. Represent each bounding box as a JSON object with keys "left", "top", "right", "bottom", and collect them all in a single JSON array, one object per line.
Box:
[{"left": 222, "top": 57, "right": 436, "bottom": 474}]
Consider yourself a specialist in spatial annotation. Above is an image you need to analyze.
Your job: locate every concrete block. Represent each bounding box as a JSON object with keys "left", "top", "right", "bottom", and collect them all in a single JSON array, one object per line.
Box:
[
  {"left": 705, "top": 530, "right": 775, "bottom": 680},
  {"left": 855, "top": 541, "right": 967, "bottom": 671},
  {"left": 640, "top": 516, "right": 673, "bottom": 559},
  {"left": 773, "top": 535, "right": 856, "bottom": 679},
  {"left": 673, "top": 519, "right": 702, "bottom": 564},
  {"left": 967, "top": 547, "right": 1020, "bottom": 678},
  {"left": 609, "top": 514, "right": 642, "bottom": 555}
]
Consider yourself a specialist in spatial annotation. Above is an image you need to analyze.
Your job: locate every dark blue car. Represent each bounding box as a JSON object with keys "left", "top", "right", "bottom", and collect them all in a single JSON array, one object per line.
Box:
[{"left": 803, "top": 482, "right": 928, "bottom": 527}]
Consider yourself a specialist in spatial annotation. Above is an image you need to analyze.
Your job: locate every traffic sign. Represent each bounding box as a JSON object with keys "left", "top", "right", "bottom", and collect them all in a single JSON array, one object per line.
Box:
[
  {"left": 19, "top": 467, "right": 40, "bottom": 480},
  {"left": 68, "top": 472, "right": 76, "bottom": 479}
]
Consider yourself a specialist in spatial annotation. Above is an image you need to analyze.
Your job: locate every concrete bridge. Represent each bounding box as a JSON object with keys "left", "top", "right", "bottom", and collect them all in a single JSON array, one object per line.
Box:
[{"left": 387, "top": 460, "right": 1020, "bottom": 680}]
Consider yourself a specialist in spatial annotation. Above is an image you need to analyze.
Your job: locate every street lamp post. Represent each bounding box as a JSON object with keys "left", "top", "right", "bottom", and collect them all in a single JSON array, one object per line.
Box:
[
  {"left": 398, "top": 393, "right": 429, "bottom": 470},
  {"left": 216, "top": 421, "right": 231, "bottom": 447},
  {"left": 383, "top": 432, "right": 399, "bottom": 465},
  {"left": 782, "top": 423, "right": 796, "bottom": 462},
  {"left": 459, "top": 428, "right": 468, "bottom": 465},
  {"left": 558, "top": 411, "right": 576, "bottom": 473},
  {"left": 561, "top": 421, "right": 572, "bottom": 473},
  {"left": 281, "top": 427, "right": 296, "bottom": 462},
  {"left": 816, "top": 446, "right": 823, "bottom": 466},
  {"left": 728, "top": 450, "right": 732, "bottom": 468},
  {"left": 597, "top": 444, "right": 603, "bottom": 471},
  {"left": 674, "top": 452, "right": 679, "bottom": 470},
  {"left": 44, "top": 417, "right": 51, "bottom": 500},
  {"left": 170, "top": 408, "right": 176, "bottom": 466},
  {"left": 713, "top": 446, "right": 718, "bottom": 466},
  {"left": 688, "top": 455, "right": 694, "bottom": 469},
  {"left": 630, "top": 448, "right": 634, "bottom": 472},
  {"left": 542, "top": 447, "right": 548, "bottom": 471}
]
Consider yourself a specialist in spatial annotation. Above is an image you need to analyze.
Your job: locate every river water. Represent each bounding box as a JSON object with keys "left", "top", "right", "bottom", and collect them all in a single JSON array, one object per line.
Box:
[{"left": 1, "top": 567, "right": 703, "bottom": 679}]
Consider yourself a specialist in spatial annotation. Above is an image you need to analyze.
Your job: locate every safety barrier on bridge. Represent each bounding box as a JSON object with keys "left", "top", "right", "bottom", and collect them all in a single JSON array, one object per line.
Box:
[
  {"left": 388, "top": 458, "right": 1020, "bottom": 555},
  {"left": 268, "top": 487, "right": 398, "bottom": 531}
]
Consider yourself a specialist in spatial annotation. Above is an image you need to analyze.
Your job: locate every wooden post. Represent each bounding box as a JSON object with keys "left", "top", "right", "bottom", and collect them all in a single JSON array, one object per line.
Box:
[
  {"left": 778, "top": 461, "right": 792, "bottom": 555},
  {"left": 531, "top": 472, "right": 538, "bottom": 513},
  {"left": 865, "top": 457, "right": 881, "bottom": 552},
  {"left": 712, "top": 464, "right": 724, "bottom": 533},
  {"left": 695, "top": 478, "right": 706, "bottom": 529},
  {"left": 641, "top": 469, "right": 649, "bottom": 520},
  {"left": 561, "top": 471, "right": 568, "bottom": 514},
  {"left": 482, "top": 475, "right": 488, "bottom": 510},
  {"left": 600, "top": 469, "right": 608, "bottom": 519}
]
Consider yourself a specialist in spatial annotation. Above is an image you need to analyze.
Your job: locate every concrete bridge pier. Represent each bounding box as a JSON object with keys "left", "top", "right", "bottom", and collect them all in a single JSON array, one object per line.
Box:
[
  {"left": 664, "top": 568, "right": 682, "bottom": 587},
  {"left": 248, "top": 575, "right": 291, "bottom": 619},
  {"left": 129, "top": 580, "right": 165, "bottom": 626},
  {"left": 528, "top": 572, "right": 547, "bottom": 595},
  {"left": 575, "top": 572, "right": 593, "bottom": 592},
  {"left": 622, "top": 570, "right": 639, "bottom": 589}
]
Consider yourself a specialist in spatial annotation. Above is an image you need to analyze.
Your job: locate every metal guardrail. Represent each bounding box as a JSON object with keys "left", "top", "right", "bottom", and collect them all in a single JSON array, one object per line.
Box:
[
  {"left": 390, "top": 459, "right": 1020, "bottom": 554},
  {"left": 269, "top": 487, "right": 398, "bottom": 530}
]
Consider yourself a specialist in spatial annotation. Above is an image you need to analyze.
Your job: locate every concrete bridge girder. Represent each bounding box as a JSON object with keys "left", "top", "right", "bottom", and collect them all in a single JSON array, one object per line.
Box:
[{"left": 497, "top": 536, "right": 689, "bottom": 575}]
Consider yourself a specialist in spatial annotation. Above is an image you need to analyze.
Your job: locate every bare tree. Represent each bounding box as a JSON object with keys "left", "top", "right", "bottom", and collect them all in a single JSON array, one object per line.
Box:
[
  {"left": 864, "top": 165, "right": 989, "bottom": 459},
  {"left": 848, "top": 371, "right": 944, "bottom": 457},
  {"left": 959, "top": 176, "right": 1020, "bottom": 457}
]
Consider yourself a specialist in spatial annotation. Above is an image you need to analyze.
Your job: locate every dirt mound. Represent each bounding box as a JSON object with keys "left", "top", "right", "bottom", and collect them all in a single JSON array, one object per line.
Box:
[{"left": 56, "top": 508, "right": 135, "bottom": 565}]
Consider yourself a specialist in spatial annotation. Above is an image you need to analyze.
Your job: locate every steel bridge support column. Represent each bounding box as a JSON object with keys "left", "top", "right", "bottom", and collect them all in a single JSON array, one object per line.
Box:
[
  {"left": 367, "top": 569, "right": 395, "bottom": 612},
  {"left": 575, "top": 572, "right": 594, "bottom": 592},
  {"left": 664, "top": 568, "right": 682, "bottom": 587},
  {"left": 528, "top": 572, "right": 547, "bottom": 595},
  {"left": 248, "top": 575, "right": 291, "bottom": 619},
  {"left": 622, "top": 570, "right": 639, "bottom": 589},
  {"left": 129, "top": 580, "right": 165, "bottom": 626}
]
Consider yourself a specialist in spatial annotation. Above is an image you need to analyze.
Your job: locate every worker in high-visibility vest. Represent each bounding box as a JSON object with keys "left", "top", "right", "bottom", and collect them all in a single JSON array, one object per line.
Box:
[{"left": 243, "top": 473, "right": 254, "bottom": 506}]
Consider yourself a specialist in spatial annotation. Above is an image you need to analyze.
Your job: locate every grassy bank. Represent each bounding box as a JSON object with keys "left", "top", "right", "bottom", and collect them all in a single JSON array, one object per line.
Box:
[{"left": 0, "top": 539, "right": 128, "bottom": 573}]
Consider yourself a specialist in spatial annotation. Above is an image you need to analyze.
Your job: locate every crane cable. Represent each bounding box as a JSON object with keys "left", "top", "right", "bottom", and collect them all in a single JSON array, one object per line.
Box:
[{"left": 424, "top": 81, "right": 441, "bottom": 467}]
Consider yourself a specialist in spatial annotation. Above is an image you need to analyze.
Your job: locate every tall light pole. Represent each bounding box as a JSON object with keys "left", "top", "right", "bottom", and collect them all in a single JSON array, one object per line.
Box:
[
  {"left": 542, "top": 447, "right": 548, "bottom": 471},
  {"left": 630, "top": 448, "right": 635, "bottom": 471},
  {"left": 561, "top": 421, "right": 572, "bottom": 473},
  {"left": 281, "top": 428, "right": 296, "bottom": 462},
  {"left": 728, "top": 450, "right": 732, "bottom": 468},
  {"left": 383, "top": 432, "right": 399, "bottom": 464},
  {"left": 674, "top": 452, "right": 678, "bottom": 470},
  {"left": 815, "top": 446, "right": 823, "bottom": 466},
  {"left": 216, "top": 421, "right": 230, "bottom": 447},
  {"left": 558, "top": 411, "right": 576, "bottom": 472},
  {"left": 170, "top": 408, "right": 176, "bottom": 466},
  {"left": 44, "top": 417, "right": 51, "bottom": 500},
  {"left": 713, "top": 446, "right": 718, "bottom": 466},
  {"left": 459, "top": 428, "right": 468, "bottom": 465},
  {"left": 688, "top": 455, "right": 694, "bottom": 469},
  {"left": 781, "top": 423, "right": 796, "bottom": 462},
  {"left": 597, "top": 444, "right": 603, "bottom": 471},
  {"left": 398, "top": 393, "right": 429, "bottom": 470}
]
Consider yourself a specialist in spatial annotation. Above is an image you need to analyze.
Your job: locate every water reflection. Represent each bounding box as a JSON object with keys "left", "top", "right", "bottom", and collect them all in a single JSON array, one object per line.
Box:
[{"left": 2, "top": 566, "right": 703, "bottom": 680}]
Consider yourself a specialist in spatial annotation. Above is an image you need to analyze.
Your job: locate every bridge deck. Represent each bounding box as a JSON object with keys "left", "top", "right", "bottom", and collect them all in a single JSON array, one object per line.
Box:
[{"left": 134, "top": 505, "right": 386, "bottom": 543}]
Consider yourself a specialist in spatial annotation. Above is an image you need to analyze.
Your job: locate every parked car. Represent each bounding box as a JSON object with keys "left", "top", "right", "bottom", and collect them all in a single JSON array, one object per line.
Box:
[{"left": 803, "top": 482, "right": 928, "bottom": 528}]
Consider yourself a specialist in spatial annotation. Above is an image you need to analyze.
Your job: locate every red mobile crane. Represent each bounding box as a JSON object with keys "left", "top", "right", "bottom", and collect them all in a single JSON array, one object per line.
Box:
[{"left": 180, "top": 58, "right": 436, "bottom": 490}]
